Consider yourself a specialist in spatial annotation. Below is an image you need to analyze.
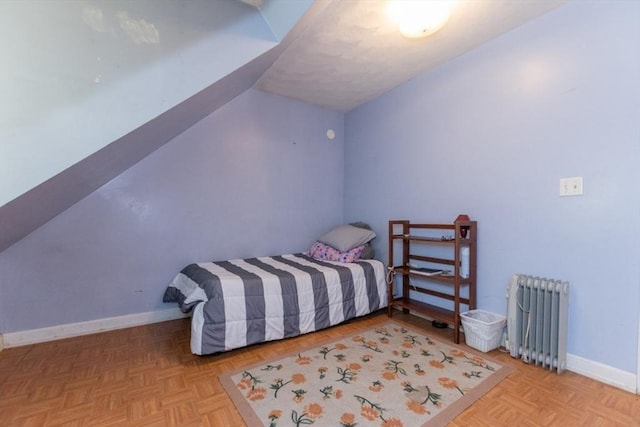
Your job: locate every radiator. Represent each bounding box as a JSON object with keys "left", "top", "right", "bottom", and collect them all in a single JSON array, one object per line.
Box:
[{"left": 506, "top": 274, "right": 569, "bottom": 374}]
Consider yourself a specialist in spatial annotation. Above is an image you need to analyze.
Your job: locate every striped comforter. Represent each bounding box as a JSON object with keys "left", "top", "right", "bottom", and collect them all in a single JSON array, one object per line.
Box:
[{"left": 163, "top": 253, "right": 387, "bottom": 355}]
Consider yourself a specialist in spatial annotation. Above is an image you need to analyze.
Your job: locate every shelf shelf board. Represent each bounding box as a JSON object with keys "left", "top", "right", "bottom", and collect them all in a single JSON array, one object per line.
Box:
[
  {"left": 391, "top": 234, "right": 474, "bottom": 244},
  {"left": 406, "top": 236, "right": 455, "bottom": 243},
  {"left": 393, "top": 268, "right": 472, "bottom": 285},
  {"left": 406, "top": 286, "right": 471, "bottom": 305},
  {"left": 390, "top": 297, "right": 457, "bottom": 323},
  {"left": 409, "top": 271, "right": 455, "bottom": 283}
]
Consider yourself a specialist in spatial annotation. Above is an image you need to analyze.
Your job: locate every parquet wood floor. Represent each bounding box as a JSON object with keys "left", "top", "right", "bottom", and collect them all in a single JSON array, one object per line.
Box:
[{"left": 1, "top": 311, "right": 638, "bottom": 426}]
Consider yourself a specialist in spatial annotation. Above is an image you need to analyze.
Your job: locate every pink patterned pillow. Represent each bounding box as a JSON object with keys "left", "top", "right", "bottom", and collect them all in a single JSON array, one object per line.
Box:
[{"left": 309, "top": 241, "right": 365, "bottom": 263}]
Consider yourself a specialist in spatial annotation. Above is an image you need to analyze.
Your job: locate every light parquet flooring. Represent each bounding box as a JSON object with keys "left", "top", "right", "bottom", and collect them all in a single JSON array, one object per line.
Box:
[{"left": 1, "top": 311, "right": 638, "bottom": 426}]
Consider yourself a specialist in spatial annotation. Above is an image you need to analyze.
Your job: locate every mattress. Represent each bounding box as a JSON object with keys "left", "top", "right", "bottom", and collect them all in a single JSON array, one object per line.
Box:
[{"left": 164, "top": 253, "right": 387, "bottom": 355}]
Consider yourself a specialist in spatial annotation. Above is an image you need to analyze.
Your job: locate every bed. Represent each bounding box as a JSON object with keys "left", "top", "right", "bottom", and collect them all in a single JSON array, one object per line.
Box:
[{"left": 163, "top": 224, "right": 387, "bottom": 355}]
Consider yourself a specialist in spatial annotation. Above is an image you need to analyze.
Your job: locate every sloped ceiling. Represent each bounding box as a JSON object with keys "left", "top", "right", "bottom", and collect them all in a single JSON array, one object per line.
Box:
[{"left": 255, "top": 0, "right": 568, "bottom": 111}]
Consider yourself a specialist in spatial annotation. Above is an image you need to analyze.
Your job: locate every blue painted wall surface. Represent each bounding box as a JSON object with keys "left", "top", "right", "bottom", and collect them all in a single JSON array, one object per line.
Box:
[
  {"left": 344, "top": 2, "right": 640, "bottom": 373},
  {"left": 0, "top": 89, "right": 344, "bottom": 333}
]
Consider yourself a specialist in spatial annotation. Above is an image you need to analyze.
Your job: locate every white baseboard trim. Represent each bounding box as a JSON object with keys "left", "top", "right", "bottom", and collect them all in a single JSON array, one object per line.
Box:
[
  {"left": 2, "top": 307, "right": 190, "bottom": 349},
  {"left": 566, "top": 353, "right": 637, "bottom": 394}
]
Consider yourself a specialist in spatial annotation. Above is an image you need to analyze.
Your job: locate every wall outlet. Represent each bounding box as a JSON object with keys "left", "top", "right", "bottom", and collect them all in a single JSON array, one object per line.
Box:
[{"left": 559, "top": 176, "right": 583, "bottom": 196}]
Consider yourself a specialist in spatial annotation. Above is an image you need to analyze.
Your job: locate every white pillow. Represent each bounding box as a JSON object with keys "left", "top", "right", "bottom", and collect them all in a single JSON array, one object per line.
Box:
[{"left": 318, "top": 224, "right": 376, "bottom": 252}]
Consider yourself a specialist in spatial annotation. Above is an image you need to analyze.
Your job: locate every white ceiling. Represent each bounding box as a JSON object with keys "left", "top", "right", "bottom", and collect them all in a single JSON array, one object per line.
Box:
[{"left": 255, "top": 0, "right": 568, "bottom": 112}]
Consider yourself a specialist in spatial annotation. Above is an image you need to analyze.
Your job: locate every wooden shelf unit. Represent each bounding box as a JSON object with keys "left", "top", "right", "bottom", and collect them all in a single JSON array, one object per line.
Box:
[{"left": 387, "top": 219, "right": 477, "bottom": 343}]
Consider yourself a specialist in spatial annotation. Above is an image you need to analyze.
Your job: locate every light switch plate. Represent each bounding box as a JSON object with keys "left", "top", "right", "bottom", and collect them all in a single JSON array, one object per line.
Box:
[{"left": 559, "top": 177, "right": 583, "bottom": 196}]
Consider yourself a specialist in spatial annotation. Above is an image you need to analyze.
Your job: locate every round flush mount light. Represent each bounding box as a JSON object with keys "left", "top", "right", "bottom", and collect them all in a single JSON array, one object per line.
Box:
[
  {"left": 386, "top": 0, "right": 454, "bottom": 38},
  {"left": 326, "top": 129, "right": 336, "bottom": 140}
]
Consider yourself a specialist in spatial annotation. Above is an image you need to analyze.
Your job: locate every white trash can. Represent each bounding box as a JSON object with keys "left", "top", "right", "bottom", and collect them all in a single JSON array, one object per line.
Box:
[{"left": 460, "top": 309, "right": 506, "bottom": 352}]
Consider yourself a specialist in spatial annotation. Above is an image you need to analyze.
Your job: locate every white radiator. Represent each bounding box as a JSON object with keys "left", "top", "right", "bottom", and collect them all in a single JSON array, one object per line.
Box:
[{"left": 506, "top": 274, "right": 569, "bottom": 374}]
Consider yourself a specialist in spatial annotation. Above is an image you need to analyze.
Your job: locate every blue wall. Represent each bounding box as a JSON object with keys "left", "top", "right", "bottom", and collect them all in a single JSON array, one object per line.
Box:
[
  {"left": 0, "top": 89, "right": 344, "bottom": 332},
  {"left": 344, "top": 1, "right": 640, "bottom": 373}
]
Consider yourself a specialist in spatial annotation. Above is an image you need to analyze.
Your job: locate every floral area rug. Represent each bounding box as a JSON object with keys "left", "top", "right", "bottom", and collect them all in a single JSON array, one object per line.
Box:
[{"left": 219, "top": 320, "right": 514, "bottom": 427}]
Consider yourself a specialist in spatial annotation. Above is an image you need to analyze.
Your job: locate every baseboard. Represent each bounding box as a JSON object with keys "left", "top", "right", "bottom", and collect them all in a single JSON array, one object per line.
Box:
[
  {"left": 2, "top": 307, "right": 190, "bottom": 349},
  {"left": 566, "top": 353, "right": 637, "bottom": 394}
]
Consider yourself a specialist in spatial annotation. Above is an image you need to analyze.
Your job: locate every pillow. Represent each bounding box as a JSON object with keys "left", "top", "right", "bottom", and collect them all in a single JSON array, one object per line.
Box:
[
  {"left": 360, "top": 245, "right": 375, "bottom": 260},
  {"left": 309, "top": 241, "right": 366, "bottom": 263},
  {"left": 350, "top": 222, "right": 375, "bottom": 259},
  {"left": 349, "top": 221, "right": 373, "bottom": 230},
  {"left": 318, "top": 224, "right": 376, "bottom": 252}
]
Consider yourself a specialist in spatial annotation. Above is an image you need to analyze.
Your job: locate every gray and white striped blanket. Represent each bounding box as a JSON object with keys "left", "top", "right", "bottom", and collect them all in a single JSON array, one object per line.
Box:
[{"left": 163, "top": 253, "right": 387, "bottom": 355}]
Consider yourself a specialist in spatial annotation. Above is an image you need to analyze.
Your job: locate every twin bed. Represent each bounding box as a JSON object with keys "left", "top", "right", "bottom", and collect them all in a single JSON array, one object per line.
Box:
[{"left": 163, "top": 224, "right": 387, "bottom": 355}]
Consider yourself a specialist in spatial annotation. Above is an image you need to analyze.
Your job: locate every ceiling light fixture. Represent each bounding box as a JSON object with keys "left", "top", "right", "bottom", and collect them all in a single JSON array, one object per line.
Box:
[{"left": 386, "top": 0, "right": 454, "bottom": 38}]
